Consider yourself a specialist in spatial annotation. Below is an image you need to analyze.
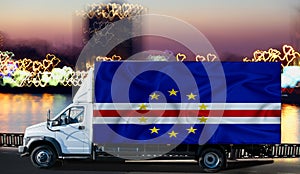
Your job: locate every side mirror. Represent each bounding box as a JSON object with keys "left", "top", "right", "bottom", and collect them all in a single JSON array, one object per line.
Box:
[
  {"left": 47, "top": 109, "right": 50, "bottom": 121},
  {"left": 46, "top": 109, "right": 60, "bottom": 132}
]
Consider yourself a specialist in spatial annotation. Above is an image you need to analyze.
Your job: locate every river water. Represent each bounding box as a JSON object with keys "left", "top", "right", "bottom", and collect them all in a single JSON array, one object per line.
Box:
[
  {"left": 0, "top": 93, "right": 72, "bottom": 133},
  {"left": 0, "top": 93, "right": 299, "bottom": 144}
]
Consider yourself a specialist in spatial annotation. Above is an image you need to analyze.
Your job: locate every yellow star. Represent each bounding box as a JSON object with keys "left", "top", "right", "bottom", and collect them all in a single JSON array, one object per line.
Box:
[
  {"left": 139, "top": 116, "right": 148, "bottom": 123},
  {"left": 168, "top": 88, "right": 178, "bottom": 96},
  {"left": 168, "top": 130, "right": 178, "bottom": 138},
  {"left": 186, "top": 126, "right": 197, "bottom": 134},
  {"left": 198, "top": 116, "right": 208, "bottom": 123},
  {"left": 139, "top": 103, "right": 147, "bottom": 110},
  {"left": 149, "top": 92, "right": 160, "bottom": 100},
  {"left": 149, "top": 126, "right": 160, "bottom": 134},
  {"left": 199, "top": 103, "right": 208, "bottom": 110},
  {"left": 186, "top": 92, "right": 197, "bottom": 100}
]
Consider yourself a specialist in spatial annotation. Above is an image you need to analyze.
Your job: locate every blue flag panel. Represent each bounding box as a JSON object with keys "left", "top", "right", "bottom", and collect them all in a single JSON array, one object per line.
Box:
[
  {"left": 94, "top": 62, "right": 281, "bottom": 103},
  {"left": 93, "top": 61, "right": 281, "bottom": 145}
]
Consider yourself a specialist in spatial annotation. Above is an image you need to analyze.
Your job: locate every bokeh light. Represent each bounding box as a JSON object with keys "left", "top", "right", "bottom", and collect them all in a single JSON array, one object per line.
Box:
[
  {"left": 0, "top": 51, "right": 87, "bottom": 87},
  {"left": 243, "top": 45, "right": 300, "bottom": 69},
  {"left": 1, "top": 44, "right": 300, "bottom": 88},
  {"left": 77, "top": 3, "right": 146, "bottom": 21}
]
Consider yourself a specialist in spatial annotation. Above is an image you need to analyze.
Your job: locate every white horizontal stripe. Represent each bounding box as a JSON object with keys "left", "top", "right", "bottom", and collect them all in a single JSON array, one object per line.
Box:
[
  {"left": 93, "top": 117, "right": 280, "bottom": 124},
  {"left": 93, "top": 103, "right": 281, "bottom": 110}
]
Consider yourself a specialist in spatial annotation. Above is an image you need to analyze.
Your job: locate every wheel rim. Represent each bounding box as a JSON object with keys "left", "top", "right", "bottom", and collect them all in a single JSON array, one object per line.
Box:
[
  {"left": 203, "top": 152, "right": 220, "bottom": 169},
  {"left": 35, "top": 149, "right": 52, "bottom": 166}
]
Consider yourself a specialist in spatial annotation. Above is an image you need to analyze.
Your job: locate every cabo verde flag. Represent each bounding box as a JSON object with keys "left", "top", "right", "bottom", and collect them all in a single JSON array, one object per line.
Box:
[{"left": 92, "top": 62, "right": 281, "bottom": 145}]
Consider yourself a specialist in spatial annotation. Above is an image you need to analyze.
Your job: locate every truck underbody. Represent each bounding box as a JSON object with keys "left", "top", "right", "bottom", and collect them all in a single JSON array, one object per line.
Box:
[
  {"left": 93, "top": 143, "right": 300, "bottom": 172},
  {"left": 95, "top": 144, "right": 300, "bottom": 160}
]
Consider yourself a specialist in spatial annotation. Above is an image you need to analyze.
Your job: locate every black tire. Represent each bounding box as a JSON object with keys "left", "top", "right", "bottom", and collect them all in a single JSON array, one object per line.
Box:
[
  {"left": 198, "top": 148, "right": 226, "bottom": 173},
  {"left": 30, "top": 145, "right": 57, "bottom": 168}
]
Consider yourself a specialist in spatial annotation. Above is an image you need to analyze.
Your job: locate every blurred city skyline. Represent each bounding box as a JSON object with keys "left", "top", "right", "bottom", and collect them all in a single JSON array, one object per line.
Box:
[{"left": 0, "top": 0, "right": 299, "bottom": 61}]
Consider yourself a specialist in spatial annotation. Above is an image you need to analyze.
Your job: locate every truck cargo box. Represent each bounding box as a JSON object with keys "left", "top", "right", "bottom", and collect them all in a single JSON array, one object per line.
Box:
[{"left": 93, "top": 62, "right": 281, "bottom": 145}]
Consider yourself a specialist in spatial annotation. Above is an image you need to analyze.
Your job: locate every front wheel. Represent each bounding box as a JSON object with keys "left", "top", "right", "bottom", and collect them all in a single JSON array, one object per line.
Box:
[
  {"left": 30, "top": 145, "right": 57, "bottom": 168},
  {"left": 198, "top": 148, "right": 226, "bottom": 173}
]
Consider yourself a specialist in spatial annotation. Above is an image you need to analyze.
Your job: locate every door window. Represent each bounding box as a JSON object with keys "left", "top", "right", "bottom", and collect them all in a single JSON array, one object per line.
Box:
[
  {"left": 55, "top": 106, "right": 84, "bottom": 126},
  {"left": 69, "top": 107, "right": 84, "bottom": 123}
]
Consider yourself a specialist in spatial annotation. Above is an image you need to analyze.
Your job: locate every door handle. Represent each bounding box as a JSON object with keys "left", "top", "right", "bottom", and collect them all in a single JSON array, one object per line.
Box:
[{"left": 78, "top": 125, "right": 85, "bottom": 130}]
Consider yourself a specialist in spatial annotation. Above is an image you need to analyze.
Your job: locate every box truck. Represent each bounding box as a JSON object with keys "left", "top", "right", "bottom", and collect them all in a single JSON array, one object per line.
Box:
[{"left": 18, "top": 61, "right": 300, "bottom": 172}]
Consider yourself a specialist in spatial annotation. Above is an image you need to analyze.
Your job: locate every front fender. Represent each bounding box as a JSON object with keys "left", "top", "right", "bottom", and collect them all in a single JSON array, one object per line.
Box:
[{"left": 24, "top": 136, "right": 63, "bottom": 157}]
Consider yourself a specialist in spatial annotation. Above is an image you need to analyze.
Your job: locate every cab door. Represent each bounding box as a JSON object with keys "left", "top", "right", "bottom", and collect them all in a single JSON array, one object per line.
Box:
[{"left": 53, "top": 105, "right": 90, "bottom": 154}]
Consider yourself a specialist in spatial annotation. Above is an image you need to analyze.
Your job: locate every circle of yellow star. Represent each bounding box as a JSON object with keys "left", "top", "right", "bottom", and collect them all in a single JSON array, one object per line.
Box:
[
  {"left": 168, "top": 130, "right": 178, "bottom": 138},
  {"left": 198, "top": 116, "right": 208, "bottom": 123},
  {"left": 139, "top": 103, "right": 147, "bottom": 110},
  {"left": 199, "top": 103, "right": 208, "bottom": 110},
  {"left": 168, "top": 89, "right": 178, "bottom": 96},
  {"left": 186, "top": 126, "right": 197, "bottom": 134},
  {"left": 186, "top": 92, "right": 197, "bottom": 100},
  {"left": 149, "top": 126, "right": 160, "bottom": 134},
  {"left": 149, "top": 92, "right": 160, "bottom": 100}
]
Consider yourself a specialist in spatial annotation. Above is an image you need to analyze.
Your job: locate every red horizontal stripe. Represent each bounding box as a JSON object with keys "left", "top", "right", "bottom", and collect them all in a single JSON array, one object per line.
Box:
[{"left": 93, "top": 110, "right": 281, "bottom": 117}]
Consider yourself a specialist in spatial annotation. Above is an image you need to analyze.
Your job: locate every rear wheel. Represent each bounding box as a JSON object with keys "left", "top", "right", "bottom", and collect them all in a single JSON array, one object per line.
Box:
[
  {"left": 30, "top": 145, "right": 57, "bottom": 168},
  {"left": 198, "top": 148, "right": 226, "bottom": 173}
]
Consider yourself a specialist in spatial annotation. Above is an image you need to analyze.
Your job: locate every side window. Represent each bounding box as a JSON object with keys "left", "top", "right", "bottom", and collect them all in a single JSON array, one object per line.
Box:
[
  {"left": 56, "top": 106, "right": 84, "bottom": 125},
  {"left": 69, "top": 107, "right": 84, "bottom": 123}
]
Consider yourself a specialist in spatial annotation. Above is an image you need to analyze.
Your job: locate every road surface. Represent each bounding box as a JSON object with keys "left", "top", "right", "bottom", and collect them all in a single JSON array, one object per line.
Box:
[{"left": 1, "top": 147, "right": 300, "bottom": 174}]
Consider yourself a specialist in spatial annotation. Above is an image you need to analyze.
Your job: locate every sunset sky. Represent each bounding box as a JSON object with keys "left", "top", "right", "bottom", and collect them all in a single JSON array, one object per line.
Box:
[{"left": 0, "top": 0, "right": 299, "bottom": 58}]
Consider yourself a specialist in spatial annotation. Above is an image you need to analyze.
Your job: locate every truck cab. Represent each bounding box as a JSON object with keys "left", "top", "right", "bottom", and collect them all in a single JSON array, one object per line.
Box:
[{"left": 18, "top": 69, "right": 94, "bottom": 168}]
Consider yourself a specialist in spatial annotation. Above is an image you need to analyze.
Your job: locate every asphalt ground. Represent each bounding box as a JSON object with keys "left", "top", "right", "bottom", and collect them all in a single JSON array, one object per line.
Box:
[{"left": 1, "top": 147, "right": 300, "bottom": 174}]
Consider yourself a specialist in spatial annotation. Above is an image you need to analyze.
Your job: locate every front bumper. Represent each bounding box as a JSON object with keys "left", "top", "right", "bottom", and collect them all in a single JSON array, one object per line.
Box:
[{"left": 18, "top": 146, "right": 29, "bottom": 157}]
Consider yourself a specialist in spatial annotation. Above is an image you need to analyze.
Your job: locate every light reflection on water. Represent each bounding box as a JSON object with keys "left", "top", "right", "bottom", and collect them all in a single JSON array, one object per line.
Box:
[
  {"left": 0, "top": 93, "right": 299, "bottom": 144},
  {"left": 281, "top": 104, "right": 300, "bottom": 144},
  {"left": 0, "top": 93, "right": 72, "bottom": 133}
]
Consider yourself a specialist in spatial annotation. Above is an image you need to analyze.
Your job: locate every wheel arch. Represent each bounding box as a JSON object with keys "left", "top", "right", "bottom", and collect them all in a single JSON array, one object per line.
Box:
[{"left": 28, "top": 137, "right": 62, "bottom": 157}]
